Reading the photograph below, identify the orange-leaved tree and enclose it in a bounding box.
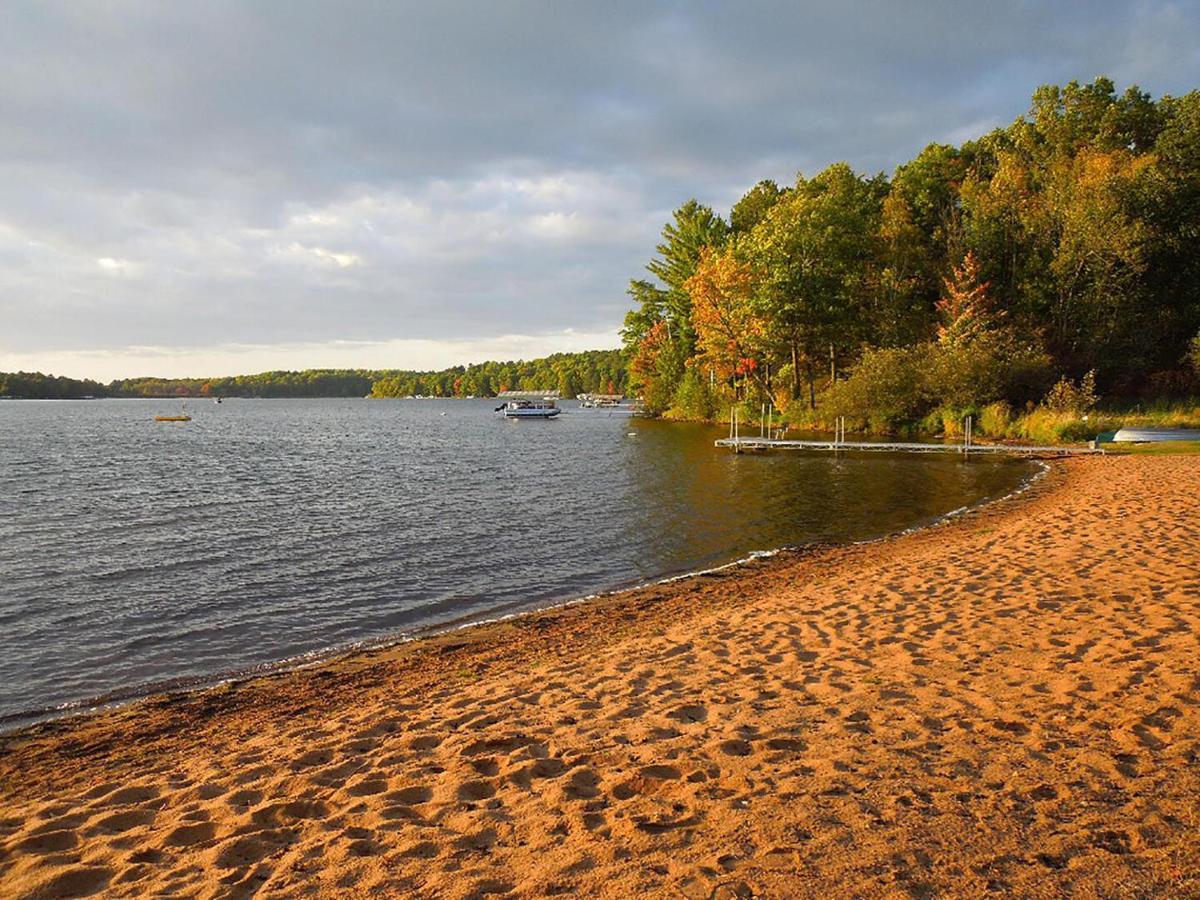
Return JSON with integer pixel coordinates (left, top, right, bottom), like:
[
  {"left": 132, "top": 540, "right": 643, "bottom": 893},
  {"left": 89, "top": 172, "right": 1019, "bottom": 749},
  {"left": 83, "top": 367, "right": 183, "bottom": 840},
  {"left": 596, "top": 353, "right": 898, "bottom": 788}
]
[
  {"left": 937, "top": 251, "right": 1000, "bottom": 346},
  {"left": 686, "top": 247, "right": 768, "bottom": 393}
]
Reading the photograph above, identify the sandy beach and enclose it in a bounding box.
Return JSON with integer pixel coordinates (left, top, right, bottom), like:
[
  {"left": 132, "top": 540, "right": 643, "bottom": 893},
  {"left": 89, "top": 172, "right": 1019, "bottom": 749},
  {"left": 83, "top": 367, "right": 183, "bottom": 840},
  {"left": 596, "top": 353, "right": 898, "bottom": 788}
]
[{"left": 2, "top": 455, "right": 1198, "bottom": 898}]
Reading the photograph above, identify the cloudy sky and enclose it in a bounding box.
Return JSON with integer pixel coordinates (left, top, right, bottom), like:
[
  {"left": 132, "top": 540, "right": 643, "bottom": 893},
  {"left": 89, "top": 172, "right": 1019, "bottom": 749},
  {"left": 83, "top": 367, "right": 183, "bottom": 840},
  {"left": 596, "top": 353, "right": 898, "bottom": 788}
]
[{"left": 2, "top": 1, "right": 1198, "bottom": 379}]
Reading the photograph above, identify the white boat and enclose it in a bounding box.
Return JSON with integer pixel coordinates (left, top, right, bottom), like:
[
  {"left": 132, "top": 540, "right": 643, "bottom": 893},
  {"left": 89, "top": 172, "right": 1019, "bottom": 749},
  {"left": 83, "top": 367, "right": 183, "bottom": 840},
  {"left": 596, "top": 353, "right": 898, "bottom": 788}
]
[
  {"left": 1111, "top": 427, "right": 1200, "bottom": 442},
  {"left": 496, "top": 399, "right": 560, "bottom": 418},
  {"left": 576, "top": 393, "right": 622, "bottom": 409}
]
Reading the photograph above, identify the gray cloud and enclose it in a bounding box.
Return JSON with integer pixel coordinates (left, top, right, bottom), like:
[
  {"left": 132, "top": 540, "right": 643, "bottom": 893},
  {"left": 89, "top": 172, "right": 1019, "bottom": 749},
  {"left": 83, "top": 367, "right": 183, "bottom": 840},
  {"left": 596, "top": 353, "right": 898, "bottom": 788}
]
[{"left": 1, "top": 0, "right": 1198, "bottom": 374}]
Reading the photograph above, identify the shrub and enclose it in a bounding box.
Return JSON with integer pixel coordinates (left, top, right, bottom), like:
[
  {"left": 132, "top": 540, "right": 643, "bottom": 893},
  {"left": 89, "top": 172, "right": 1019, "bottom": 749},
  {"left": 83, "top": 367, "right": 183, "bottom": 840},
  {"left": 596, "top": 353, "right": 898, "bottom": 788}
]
[
  {"left": 825, "top": 330, "right": 1053, "bottom": 435},
  {"left": 930, "top": 331, "right": 1052, "bottom": 411},
  {"left": 979, "top": 401, "right": 1015, "bottom": 438},
  {"left": 827, "top": 345, "right": 932, "bottom": 432},
  {"left": 1042, "top": 370, "right": 1098, "bottom": 415},
  {"left": 940, "top": 407, "right": 971, "bottom": 438},
  {"left": 917, "top": 409, "right": 947, "bottom": 436},
  {"left": 669, "top": 368, "right": 717, "bottom": 420}
]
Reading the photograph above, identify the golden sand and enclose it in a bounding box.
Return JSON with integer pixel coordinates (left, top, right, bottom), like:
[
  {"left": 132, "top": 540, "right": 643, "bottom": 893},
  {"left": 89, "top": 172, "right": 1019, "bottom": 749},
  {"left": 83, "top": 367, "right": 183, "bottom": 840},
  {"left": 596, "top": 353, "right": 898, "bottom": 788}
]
[{"left": 2, "top": 456, "right": 1198, "bottom": 898}]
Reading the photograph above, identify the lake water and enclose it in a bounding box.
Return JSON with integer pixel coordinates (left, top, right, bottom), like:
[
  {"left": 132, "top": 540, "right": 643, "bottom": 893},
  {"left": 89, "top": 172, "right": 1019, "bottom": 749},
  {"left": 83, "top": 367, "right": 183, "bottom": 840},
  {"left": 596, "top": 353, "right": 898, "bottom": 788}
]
[{"left": 0, "top": 398, "right": 1034, "bottom": 727}]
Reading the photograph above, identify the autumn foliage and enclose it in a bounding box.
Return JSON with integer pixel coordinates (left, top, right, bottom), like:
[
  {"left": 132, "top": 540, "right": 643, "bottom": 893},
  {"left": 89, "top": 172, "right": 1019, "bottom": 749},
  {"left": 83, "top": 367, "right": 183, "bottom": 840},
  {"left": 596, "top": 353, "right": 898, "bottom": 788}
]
[
  {"left": 937, "top": 251, "right": 1000, "bottom": 345},
  {"left": 624, "top": 77, "right": 1200, "bottom": 425},
  {"left": 685, "top": 248, "right": 766, "bottom": 384}
]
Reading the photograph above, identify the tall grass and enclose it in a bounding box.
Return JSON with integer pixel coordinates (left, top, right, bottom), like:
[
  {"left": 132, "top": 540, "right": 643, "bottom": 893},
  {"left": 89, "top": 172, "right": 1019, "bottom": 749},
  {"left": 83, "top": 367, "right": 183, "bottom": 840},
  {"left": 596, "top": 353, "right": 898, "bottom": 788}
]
[
  {"left": 778, "top": 398, "right": 1200, "bottom": 444},
  {"left": 1013, "top": 402, "right": 1200, "bottom": 444}
]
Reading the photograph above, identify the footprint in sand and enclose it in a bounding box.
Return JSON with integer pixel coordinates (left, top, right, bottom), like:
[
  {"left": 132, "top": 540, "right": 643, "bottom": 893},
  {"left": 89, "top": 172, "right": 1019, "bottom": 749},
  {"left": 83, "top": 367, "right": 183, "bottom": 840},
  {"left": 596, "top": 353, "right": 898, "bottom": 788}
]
[
  {"left": 100, "top": 785, "right": 160, "bottom": 806},
  {"left": 212, "top": 829, "right": 293, "bottom": 869},
  {"left": 225, "top": 788, "right": 263, "bottom": 808},
  {"left": 764, "top": 737, "right": 806, "bottom": 753},
  {"left": 26, "top": 812, "right": 88, "bottom": 835},
  {"left": 345, "top": 777, "right": 389, "bottom": 797},
  {"left": 452, "top": 827, "right": 498, "bottom": 853},
  {"left": 249, "top": 799, "right": 327, "bottom": 826},
  {"left": 409, "top": 734, "right": 443, "bottom": 752},
  {"left": 290, "top": 748, "right": 333, "bottom": 770},
  {"left": 718, "top": 739, "right": 753, "bottom": 757},
  {"left": 456, "top": 780, "right": 497, "bottom": 802},
  {"left": 520, "top": 757, "right": 567, "bottom": 781},
  {"left": 386, "top": 786, "right": 433, "bottom": 805},
  {"left": 90, "top": 808, "right": 157, "bottom": 834},
  {"left": 128, "top": 847, "right": 165, "bottom": 865},
  {"left": 193, "top": 782, "right": 226, "bottom": 800},
  {"left": 162, "top": 821, "right": 217, "bottom": 848},
  {"left": 668, "top": 704, "right": 708, "bottom": 723},
  {"left": 399, "top": 840, "right": 440, "bottom": 859},
  {"left": 15, "top": 828, "right": 78, "bottom": 854},
  {"left": 28, "top": 866, "right": 114, "bottom": 898},
  {"left": 81, "top": 782, "right": 122, "bottom": 800},
  {"left": 563, "top": 769, "right": 601, "bottom": 800},
  {"left": 469, "top": 757, "right": 500, "bottom": 777},
  {"left": 461, "top": 735, "right": 532, "bottom": 757}
]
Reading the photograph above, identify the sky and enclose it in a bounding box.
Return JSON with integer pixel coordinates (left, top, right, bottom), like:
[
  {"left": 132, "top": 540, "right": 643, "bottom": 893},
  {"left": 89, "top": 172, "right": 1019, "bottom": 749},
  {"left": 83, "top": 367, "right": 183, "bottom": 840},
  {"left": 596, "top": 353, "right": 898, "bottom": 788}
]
[{"left": 2, "top": 1, "right": 1199, "bottom": 380}]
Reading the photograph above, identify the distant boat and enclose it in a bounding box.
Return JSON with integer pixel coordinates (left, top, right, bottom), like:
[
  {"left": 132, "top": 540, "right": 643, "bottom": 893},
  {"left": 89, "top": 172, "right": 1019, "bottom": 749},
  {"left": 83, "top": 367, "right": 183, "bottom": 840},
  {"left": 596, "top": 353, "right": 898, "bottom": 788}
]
[
  {"left": 156, "top": 402, "right": 191, "bottom": 422},
  {"left": 577, "top": 393, "right": 622, "bottom": 409},
  {"left": 495, "top": 399, "right": 560, "bottom": 419}
]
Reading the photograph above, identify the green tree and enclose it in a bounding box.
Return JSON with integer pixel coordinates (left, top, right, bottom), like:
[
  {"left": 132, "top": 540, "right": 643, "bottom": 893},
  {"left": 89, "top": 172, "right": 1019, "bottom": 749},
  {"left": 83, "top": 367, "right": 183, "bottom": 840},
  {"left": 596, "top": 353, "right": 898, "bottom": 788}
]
[
  {"left": 731, "top": 180, "right": 786, "bottom": 233},
  {"left": 746, "top": 163, "right": 885, "bottom": 405}
]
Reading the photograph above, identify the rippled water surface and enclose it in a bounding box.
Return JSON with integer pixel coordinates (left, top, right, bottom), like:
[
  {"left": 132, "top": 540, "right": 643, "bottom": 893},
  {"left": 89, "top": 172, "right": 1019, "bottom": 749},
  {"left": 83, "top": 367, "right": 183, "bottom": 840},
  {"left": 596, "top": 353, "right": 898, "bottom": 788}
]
[{"left": 0, "top": 398, "right": 1034, "bottom": 725}]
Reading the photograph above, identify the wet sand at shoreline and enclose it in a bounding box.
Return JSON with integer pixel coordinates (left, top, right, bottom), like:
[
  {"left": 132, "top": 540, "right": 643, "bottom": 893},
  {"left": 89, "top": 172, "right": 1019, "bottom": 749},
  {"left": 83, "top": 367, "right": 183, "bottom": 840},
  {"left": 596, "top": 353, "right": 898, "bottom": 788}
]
[{"left": 2, "top": 456, "right": 1198, "bottom": 897}]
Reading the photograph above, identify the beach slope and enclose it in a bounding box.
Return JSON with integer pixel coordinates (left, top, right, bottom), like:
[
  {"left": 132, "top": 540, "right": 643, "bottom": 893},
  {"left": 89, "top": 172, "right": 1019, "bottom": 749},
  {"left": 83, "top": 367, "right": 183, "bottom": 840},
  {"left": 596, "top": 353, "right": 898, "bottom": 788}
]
[{"left": 2, "top": 456, "right": 1198, "bottom": 897}]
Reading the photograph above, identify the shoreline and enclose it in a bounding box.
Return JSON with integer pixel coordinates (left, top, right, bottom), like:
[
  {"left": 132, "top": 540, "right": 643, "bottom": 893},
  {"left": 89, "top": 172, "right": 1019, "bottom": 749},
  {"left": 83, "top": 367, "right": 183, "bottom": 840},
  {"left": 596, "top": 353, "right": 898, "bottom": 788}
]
[
  {"left": 3, "top": 455, "right": 1198, "bottom": 897},
  {"left": 0, "top": 457, "right": 1046, "bottom": 738}
]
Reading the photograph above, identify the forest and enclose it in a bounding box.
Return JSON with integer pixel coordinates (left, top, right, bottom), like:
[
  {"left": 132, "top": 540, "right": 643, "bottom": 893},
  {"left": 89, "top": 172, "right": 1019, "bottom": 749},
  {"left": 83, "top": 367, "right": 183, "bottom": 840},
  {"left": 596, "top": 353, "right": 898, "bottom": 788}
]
[
  {"left": 622, "top": 78, "right": 1200, "bottom": 441},
  {"left": 0, "top": 350, "right": 627, "bottom": 400},
  {"left": 367, "top": 350, "right": 626, "bottom": 399}
]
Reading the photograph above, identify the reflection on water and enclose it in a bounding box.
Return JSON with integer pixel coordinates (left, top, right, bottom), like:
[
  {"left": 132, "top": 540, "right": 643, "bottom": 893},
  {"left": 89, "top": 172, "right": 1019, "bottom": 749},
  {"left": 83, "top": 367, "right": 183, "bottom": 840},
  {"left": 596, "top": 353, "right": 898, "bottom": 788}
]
[{"left": 0, "top": 398, "right": 1034, "bottom": 725}]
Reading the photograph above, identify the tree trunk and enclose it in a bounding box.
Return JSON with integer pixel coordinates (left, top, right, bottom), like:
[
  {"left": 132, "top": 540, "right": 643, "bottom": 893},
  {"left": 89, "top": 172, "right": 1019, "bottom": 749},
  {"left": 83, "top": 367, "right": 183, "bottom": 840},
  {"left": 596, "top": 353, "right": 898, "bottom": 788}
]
[
  {"left": 790, "top": 341, "right": 801, "bottom": 400},
  {"left": 805, "top": 360, "right": 816, "bottom": 410},
  {"left": 829, "top": 341, "right": 836, "bottom": 383}
]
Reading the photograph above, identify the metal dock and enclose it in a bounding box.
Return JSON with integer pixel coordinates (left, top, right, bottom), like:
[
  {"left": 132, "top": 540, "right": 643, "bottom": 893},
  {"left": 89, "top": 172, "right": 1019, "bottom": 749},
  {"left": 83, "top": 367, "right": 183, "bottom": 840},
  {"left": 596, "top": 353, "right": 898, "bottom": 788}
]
[
  {"left": 717, "top": 412, "right": 1102, "bottom": 456},
  {"left": 715, "top": 437, "right": 1101, "bottom": 456}
]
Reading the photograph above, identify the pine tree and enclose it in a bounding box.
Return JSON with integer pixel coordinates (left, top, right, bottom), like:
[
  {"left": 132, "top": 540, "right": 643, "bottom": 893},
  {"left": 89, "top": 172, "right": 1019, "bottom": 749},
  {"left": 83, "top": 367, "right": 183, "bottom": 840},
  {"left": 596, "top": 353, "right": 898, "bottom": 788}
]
[{"left": 937, "top": 251, "right": 1000, "bottom": 346}]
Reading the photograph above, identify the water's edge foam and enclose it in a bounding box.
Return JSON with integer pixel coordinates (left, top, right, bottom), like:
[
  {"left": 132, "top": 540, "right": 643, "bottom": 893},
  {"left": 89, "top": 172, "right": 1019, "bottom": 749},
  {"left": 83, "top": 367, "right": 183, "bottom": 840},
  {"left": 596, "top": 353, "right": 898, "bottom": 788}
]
[{"left": 2, "top": 459, "right": 1051, "bottom": 736}]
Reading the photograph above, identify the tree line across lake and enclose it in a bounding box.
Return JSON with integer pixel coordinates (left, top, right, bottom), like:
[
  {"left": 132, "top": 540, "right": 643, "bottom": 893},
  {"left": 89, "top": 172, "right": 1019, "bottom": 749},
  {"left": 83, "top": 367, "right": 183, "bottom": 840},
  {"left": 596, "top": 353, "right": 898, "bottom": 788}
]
[
  {"left": 0, "top": 350, "right": 628, "bottom": 401},
  {"left": 622, "top": 77, "right": 1200, "bottom": 441}
]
